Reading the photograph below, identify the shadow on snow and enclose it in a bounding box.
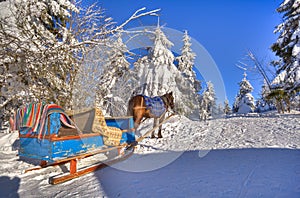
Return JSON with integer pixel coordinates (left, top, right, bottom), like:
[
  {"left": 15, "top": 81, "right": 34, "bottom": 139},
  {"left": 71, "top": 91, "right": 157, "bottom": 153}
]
[
  {"left": 0, "top": 176, "right": 20, "bottom": 198},
  {"left": 95, "top": 148, "right": 300, "bottom": 198}
]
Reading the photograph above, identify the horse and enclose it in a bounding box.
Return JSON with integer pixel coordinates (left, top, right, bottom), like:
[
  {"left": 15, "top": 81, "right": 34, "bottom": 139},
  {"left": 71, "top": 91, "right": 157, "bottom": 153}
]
[{"left": 127, "top": 92, "right": 175, "bottom": 138}]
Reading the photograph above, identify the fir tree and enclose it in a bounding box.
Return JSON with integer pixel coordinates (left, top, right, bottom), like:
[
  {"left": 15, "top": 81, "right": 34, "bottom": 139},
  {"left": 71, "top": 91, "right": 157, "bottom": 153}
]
[
  {"left": 271, "top": 0, "right": 300, "bottom": 91},
  {"left": 72, "top": 33, "right": 131, "bottom": 114},
  {"left": 206, "top": 81, "right": 217, "bottom": 116},
  {"left": 256, "top": 80, "right": 276, "bottom": 112},
  {"left": 199, "top": 81, "right": 216, "bottom": 120},
  {"left": 176, "top": 30, "right": 201, "bottom": 118},
  {"left": 97, "top": 34, "right": 131, "bottom": 115},
  {"left": 0, "top": 0, "right": 79, "bottom": 127},
  {"left": 233, "top": 72, "right": 255, "bottom": 114},
  {"left": 134, "top": 25, "right": 177, "bottom": 96},
  {"left": 177, "top": 31, "right": 197, "bottom": 82},
  {"left": 0, "top": 1, "right": 159, "bottom": 127},
  {"left": 134, "top": 26, "right": 201, "bottom": 118},
  {"left": 224, "top": 99, "right": 231, "bottom": 115}
]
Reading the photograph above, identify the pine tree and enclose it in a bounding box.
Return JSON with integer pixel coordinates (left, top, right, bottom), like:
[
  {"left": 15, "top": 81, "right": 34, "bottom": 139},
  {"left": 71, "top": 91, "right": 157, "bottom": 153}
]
[
  {"left": 177, "top": 31, "right": 196, "bottom": 81},
  {"left": 134, "top": 26, "right": 200, "bottom": 117},
  {"left": 199, "top": 81, "right": 217, "bottom": 120},
  {"left": 134, "top": 27, "right": 174, "bottom": 93},
  {"left": 176, "top": 30, "right": 201, "bottom": 118},
  {"left": 0, "top": 1, "right": 159, "bottom": 127},
  {"left": 233, "top": 72, "right": 255, "bottom": 114},
  {"left": 97, "top": 34, "right": 131, "bottom": 115},
  {"left": 206, "top": 81, "right": 217, "bottom": 116},
  {"left": 271, "top": 0, "right": 300, "bottom": 91},
  {"left": 199, "top": 92, "right": 210, "bottom": 121},
  {"left": 0, "top": 0, "right": 79, "bottom": 104},
  {"left": 134, "top": 26, "right": 177, "bottom": 96},
  {"left": 72, "top": 33, "right": 131, "bottom": 114},
  {"left": 256, "top": 80, "right": 276, "bottom": 112},
  {"left": 0, "top": 0, "right": 79, "bottom": 128},
  {"left": 224, "top": 99, "right": 231, "bottom": 115}
]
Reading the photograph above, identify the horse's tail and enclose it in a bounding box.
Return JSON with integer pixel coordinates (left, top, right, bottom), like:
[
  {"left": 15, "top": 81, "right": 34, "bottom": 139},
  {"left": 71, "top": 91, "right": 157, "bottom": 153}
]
[{"left": 127, "top": 97, "right": 134, "bottom": 116}]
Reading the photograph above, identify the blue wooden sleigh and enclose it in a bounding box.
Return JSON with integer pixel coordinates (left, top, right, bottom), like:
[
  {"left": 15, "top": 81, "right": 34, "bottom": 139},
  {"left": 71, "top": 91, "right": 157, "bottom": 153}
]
[{"left": 16, "top": 103, "right": 136, "bottom": 184}]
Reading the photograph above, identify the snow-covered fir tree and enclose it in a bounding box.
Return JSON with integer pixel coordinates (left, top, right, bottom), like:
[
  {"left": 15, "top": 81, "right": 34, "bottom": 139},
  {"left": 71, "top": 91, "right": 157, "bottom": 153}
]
[
  {"left": 0, "top": 0, "right": 79, "bottom": 127},
  {"left": 0, "top": 0, "right": 79, "bottom": 102},
  {"left": 224, "top": 99, "right": 232, "bottom": 115},
  {"left": 233, "top": 72, "right": 255, "bottom": 114},
  {"left": 177, "top": 30, "right": 200, "bottom": 89},
  {"left": 256, "top": 80, "right": 276, "bottom": 112},
  {"left": 134, "top": 25, "right": 177, "bottom": 96},
  {"left": 199, "top": 92, "right": 210, "bottom": 121},
  {"left": 72, "top": 33, "right": 132, "bottom": 115},
  {"left": 97, "top": 34, "right": 131, "bottom": 115},
  {"left": 271, "top": 0, "right": 300, "bottom": 91},
  {"left": 177, "top": 31, "right": 195, "bottom": 73},
  {"left": 199, "top": 81, "right": 217, "bottom": 120},
  {"left": 133, "top": 26, "right": 201, "bottom": 117},
  {"left": 0, "top": 0, "right": 159, "bottom": 128},
  {"left": 216, "top": 103, "right": 224, "bottom": 117},
  {"left": 176, "top": 30, "right": 201, "bottom": 118}
]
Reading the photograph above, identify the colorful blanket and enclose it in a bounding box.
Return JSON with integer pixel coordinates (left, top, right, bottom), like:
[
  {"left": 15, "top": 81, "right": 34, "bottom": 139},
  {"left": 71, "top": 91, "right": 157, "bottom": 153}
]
[
  {"left": 142, "top": 95, "right": 166, "bottom": 117},
  {"left": 14, "top": 103, "right": 75, "bottom": 139}
]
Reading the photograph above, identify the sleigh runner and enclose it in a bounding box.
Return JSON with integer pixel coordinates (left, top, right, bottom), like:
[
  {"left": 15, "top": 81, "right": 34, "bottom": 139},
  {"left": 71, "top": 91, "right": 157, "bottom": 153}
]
[
  {"left": 14, "top": 92, "right": 175, "bottom": 184},
  {"left": 15, "top": 103, "right": 136, "bottom": 184}
]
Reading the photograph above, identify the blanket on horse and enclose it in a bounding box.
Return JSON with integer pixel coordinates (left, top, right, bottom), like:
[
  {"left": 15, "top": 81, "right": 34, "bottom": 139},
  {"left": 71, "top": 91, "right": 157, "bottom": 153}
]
[{"left": 142, "top": 95, "right": 166, "bottom": 117}]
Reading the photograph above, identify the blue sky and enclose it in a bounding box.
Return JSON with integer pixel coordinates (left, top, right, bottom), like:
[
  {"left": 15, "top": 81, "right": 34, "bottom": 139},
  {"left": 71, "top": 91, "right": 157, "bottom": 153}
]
[{"left": 86, "top": 0, "right": 282, "bottom": 105}]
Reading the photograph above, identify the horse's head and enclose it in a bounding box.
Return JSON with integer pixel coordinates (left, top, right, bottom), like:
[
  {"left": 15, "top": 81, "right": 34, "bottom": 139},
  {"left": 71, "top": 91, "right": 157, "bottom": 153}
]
[{"left": 162, "top": 92, "right": 175, "bottom": 110}]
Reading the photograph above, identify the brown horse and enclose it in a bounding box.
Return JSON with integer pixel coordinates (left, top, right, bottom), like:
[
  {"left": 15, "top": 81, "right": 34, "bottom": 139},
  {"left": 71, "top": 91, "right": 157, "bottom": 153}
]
[{"left": 127, "top": 92, "right": 175, "bottom": 138}]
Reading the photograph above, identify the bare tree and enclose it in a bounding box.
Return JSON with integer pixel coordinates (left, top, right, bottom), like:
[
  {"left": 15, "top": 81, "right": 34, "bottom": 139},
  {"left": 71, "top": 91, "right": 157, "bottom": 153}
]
[
  {"left": 246, "top": 51, "right": 290, "bottom": 113},
  {"left": 0, "top": 0, "right": 159, "bottom": 127}
]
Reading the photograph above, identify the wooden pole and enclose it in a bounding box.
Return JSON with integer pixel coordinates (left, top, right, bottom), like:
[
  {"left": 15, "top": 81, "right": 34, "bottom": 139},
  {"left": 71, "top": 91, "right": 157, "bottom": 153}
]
[{"left": 70, "top": 159, "right": 77, "bottom": 174}]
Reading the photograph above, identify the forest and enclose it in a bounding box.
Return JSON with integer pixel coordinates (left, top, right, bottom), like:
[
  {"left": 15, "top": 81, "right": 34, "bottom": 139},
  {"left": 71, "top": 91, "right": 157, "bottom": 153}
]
[{"left": 0, "top": 0, "right": 299, "bottom": 130}]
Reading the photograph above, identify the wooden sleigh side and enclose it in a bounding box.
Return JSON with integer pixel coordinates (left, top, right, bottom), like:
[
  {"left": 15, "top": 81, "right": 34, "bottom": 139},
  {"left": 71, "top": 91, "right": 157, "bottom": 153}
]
[{"left": 17, "top": 105, "right": 136, "bottom": 184}]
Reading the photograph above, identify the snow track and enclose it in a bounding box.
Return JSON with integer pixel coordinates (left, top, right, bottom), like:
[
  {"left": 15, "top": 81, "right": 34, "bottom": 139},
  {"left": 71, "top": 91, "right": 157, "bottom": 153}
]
[{"left": 0, "top": 112, "right": 299, "bottom": 197}]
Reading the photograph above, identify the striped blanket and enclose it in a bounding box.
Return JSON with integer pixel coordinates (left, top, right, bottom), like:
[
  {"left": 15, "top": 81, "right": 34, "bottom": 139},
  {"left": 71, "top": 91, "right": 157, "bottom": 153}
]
[
  {"left": 14, "top": 103, "right": 74, "bottom": 139},
  {"left": 143, "top": 95, "right": 166, "bottom": 117}
]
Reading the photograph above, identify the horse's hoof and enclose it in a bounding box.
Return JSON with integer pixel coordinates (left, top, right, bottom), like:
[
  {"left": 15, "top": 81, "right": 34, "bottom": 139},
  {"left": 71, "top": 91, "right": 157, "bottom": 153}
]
[
  {"left": 157, "top": 136, "right": 163, "bottom": 139},
  {"left": 151, "top": 135, "right": 156, "bottom": 139}
]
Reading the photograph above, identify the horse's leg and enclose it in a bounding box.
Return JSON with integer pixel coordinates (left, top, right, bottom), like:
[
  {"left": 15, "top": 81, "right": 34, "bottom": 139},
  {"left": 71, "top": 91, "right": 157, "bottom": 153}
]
[
  {"left": 157, "top": 114, "right": 165, "bottom": 138},
  {"left": 151, "top": 118, "right": 158, "bottom": 138},
  {"left": 133, "top": 110, "right": 144, "bottom": 137}
]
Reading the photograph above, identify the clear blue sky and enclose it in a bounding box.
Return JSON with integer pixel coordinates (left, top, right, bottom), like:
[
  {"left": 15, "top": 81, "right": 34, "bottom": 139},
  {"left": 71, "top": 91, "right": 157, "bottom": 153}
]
[{"left": 86, "top": 0, "right": 282, "bottom": 105}]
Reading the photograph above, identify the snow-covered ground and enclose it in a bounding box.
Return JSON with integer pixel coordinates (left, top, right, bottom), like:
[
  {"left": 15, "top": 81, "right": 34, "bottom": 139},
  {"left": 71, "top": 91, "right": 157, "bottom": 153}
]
[{"left": 0, "top": 111, "right": 300, "bottom": 197}]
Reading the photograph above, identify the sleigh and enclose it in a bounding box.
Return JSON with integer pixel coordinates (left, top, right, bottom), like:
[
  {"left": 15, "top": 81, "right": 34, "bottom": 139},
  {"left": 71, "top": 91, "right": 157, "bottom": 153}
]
[{"left": 15, "top": 103, "right": 136, "bottom": 184}]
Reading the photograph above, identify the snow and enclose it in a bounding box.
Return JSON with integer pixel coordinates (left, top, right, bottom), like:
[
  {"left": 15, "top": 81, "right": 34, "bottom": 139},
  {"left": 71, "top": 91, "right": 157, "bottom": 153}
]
[
  {"left": 1, "top": 111, "right": 300, "bottom": 197},
  {"left": 234, "top": 73, "right": 255, "bottom": 114},
  {"left": 236, "top": 93, "right": 255, "bottom": 114},
  {"left": 272, "top": 0, "right": 300, "bottom": 90},
  {"left": 0, "top": 1, "right": 11, "bottom": 19},
  {"left": 272, "top": 70, "right": 287, "bottom": 87}
]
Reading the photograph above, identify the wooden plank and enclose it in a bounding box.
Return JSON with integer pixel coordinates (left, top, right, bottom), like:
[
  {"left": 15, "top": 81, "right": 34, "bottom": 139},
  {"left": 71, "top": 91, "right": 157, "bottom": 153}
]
[
  {"left": 69, "top": 159, "right": 77, "bottom": 174},
  {"left": 50, "top": 133, "right": 100, "bottom": 141},
  {"left": 49, "top": 148, "right": 134, "bottom": 185},
  {"left": 19, "top": 133, "right": 101, "bottom": 141},
  {"left": 51, "top": 146, "right": 124, "bottom": 164},
  {"left": 24, "top": 166, "right": 45, "bottom": 173},
  {"left": 105, "top": 116, "right": 133, "bottom": 120},
  {"left": 24, "top": 145, "right": 125, "bottom": 173},
  {"left": 49, "top": 163, "right": 107, "bottom": 184}
]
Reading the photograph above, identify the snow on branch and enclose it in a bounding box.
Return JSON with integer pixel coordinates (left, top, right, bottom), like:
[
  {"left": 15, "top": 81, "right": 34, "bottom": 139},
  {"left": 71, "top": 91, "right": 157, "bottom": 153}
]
[{"left": 102, "top": 7, "right": 161, "bottom": 35}]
